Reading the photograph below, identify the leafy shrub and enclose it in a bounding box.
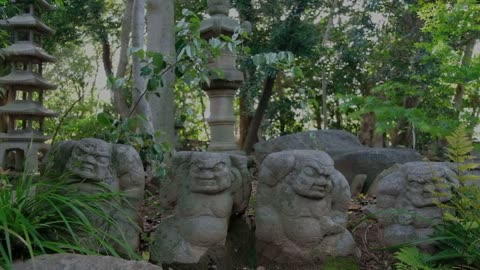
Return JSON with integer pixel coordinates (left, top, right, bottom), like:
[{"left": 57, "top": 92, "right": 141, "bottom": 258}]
[
  {"left": 0, "top": 173, "right": 139, "bottom": 269},
  {"left": 394, "top": 125, "right": 480, "bottom": 269}
]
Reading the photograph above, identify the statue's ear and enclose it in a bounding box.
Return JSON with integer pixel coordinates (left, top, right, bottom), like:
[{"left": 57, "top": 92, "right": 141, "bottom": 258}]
[
  {"left": 258, "top": 153, "right": 295, "bottom": 187},
  {"left": 443, "top": 166, "right": 460, "bottom": 188},
  {"left": 40, "top": 140, "right": 78, "bottom": 176},
  {"left": 158, "top": 151, "right": 194, "bottom": 210},
  {"left": 229, "top": 154, "right": 251, "bottom": 215},
  {"left": 172, "top": 151, "right": 193, "bottom": 171}
]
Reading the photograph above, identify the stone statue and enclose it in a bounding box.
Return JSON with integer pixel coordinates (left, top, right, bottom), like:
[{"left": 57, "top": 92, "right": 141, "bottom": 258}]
[
  {"left": 150, "top": 151, "right": 251, "bottom": 265},
  {"left": 255, "top": 150, "right": 358, "bottom": 266},
  {"left": 368, "top": 162, "right": 459, "bottom": 247},
  {"left": 41, "top": 138, "right": 145, "bottom": 253}
]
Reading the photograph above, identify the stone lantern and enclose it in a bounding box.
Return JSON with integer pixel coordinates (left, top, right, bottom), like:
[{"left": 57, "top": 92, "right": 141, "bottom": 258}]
[
  {"left": 0, "top": 0, "right": 58, "bottom": 172},
  {"left": 200, "top": 0, "right": 243, "bottom": 152}
]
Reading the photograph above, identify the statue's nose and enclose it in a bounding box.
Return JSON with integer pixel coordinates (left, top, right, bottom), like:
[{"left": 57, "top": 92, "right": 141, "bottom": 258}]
[
  {"left": 314, "top": 175, "right": 328, "bottom": 185},
  {"left": 198, "top": 169, "right": 214, "bottom": 178},
  {"left": 85, "top": 155, "right": 96, "bottom": 163},
  {"left": 424, "top": 183, "right": 436, "bottom": 192}
]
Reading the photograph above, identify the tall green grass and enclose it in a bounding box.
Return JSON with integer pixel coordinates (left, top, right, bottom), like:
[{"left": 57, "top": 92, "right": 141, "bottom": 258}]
[{"left": 0, "top": 172, "right": 140, "bottom": 269}]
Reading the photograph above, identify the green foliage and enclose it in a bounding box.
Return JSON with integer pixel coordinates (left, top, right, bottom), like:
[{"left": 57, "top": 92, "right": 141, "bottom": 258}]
[
  {"left": 94, "top": 113, "right": 170, "bottom": 179},
  {"left": 394, "top": 247, "right": 448, "bottom": 270},
  {"left": 0, "top": 173, "right": 138, "bottom": 269}
]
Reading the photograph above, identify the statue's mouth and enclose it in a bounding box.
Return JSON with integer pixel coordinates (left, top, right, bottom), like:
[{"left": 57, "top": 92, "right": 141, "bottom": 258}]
[
  {"left": 196, "top": 178, "right": 217, "bottom": 186},
  {"left": 423, "top": 192, "right": 434, "bottom": 198},
  {"left": 80, "top": 163, "right": 95, "bottom": 172},
  {"left": 311, "top": 185, "right": 326, "bottom": 192}
]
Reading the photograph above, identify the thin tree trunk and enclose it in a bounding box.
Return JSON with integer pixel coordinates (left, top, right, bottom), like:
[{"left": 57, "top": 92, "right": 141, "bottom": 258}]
[
  {"left": 320, "top": 0, "right": 338, "bottom": 130},
  {"left": 111, "top": 0, "right": 133, "bottom": 118},
  {"left": 453, "top": 38, "right": 476, "bottom": 111},
  {"left": 146, "top": 0, "right": 176, "bottom": 146},
  {"left": 131, "top": 0, "right": 154, "bottom": 134},
  {"left": 242, "top": 74, "right": 276, "bottom": 154}
]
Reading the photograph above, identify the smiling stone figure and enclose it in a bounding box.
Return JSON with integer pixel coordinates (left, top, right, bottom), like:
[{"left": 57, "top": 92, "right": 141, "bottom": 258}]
[
  {"left": 369, "top": 162, "right": 459, "bottom": 247},
  {"left": 255, "top": 150, "right": 359, "bottom": 267},
  {"left": 41, "top": 138, "right": 145, "bottom": 253},
  {"left": 150, "top": 151, "right": 251, "bottom": 265}
]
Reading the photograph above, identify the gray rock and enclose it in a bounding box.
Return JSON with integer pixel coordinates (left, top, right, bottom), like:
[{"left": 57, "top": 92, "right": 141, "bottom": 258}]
[
  {"left": 254, "top": 130, "right": 362, "bottom": 163},
  {"left": 41, "top": 138, "right": 145, "bottom": 253},
  {"left": 368, "top": 162, "right": 459, "bottom": 247},
  {"left": 13, "top": 254, "right": 162, "bottom": 270},
  {"left": 253, "top": 130, "right": 422, "bottom": 190},
  {"left": 255, "top": 150, "right": 359, "bottom": 266},
  {"left": 150, "top": 151, "right": 251, "bottom": 265}
]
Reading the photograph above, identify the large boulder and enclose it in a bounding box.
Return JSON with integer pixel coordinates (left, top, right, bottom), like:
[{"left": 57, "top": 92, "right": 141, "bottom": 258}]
[
  {"left": 13, "top": 254, "right": 162, "bottom": 270},
  {"left": 254, "top": 130, "right": 422, "bottom": 189}
]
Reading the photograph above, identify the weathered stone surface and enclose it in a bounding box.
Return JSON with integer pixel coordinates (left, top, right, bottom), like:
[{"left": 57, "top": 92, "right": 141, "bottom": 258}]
[
  {"left": 41, "top": 138, "right": 145, "bottom": 252},
  {"left": 255, "top": 150, "right": 359, "bottom": 266},
  {"left": 254, "top": 130, "right": 362, "bottom": 163},
  {"left": 150, "top": 151, "right": 251, "bottom": 265},
  {"left": 13, "top": 254, "right": 162, "bottom": 270},
  {"left": 253, "top": 130, "right": 422, "bottom": 189},
  {"left": 367, "top": 162, "right": 459, "bottom": 247}
]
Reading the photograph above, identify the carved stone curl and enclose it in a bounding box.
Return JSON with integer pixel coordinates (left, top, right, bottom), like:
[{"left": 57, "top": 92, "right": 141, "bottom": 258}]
[
  {"left": 150, "top": 151, "right": 251, "bottom": 264},
  {"left": 41, "top": 138, "right": 145, "bottom": 253},
  {"left": 256, "top": 150, "right": 359, "bottom": 266},
  {"left": 369, "top": 162, "right": 459, "bottom": 247}
]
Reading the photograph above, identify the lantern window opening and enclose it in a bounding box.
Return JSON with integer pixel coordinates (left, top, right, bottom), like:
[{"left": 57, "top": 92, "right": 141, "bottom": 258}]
[
  {"left": 5, "top": 148, "right": 25, "bottom": 172},
  {"left": 15, "top": 31, "right": 31, "bottom": 42}
]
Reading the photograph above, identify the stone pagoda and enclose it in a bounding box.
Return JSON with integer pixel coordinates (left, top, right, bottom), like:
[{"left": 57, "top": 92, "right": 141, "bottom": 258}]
[
  {"left": 0, "top": 0, "right": 57, "bottom": 173},
  {"left": 200, "top": 0, "right": 243, "bottom": 152}
]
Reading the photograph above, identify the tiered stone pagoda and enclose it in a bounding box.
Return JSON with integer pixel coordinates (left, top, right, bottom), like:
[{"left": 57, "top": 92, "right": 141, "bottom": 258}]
[
  {"left": 200, "top": 0, "right": 243, "bottom": 152},
  {"left": 0, "top": 0, "right": 57, "bottom": 172}
]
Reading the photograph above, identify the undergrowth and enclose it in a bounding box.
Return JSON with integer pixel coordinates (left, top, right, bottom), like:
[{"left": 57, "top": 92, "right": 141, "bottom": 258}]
[
  {"left": 394, "top": 125, "right": 480, "bottom": 270},
  {"left": 0, "top": 172, "right": 139, "bottom": 269}
]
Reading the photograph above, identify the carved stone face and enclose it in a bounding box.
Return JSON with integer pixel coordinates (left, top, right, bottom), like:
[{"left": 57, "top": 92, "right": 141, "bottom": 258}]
[
  {"left": 66, "top": 139, "right": 112, "bottom": 182},
  {"left": 189, "top": 154, "right": 232, "bottom": 194},
  {"left": 405, "top": 172, "right": 452, "bottom": 207},
  {"left": 288, "top": 161, "right": 335, "bottom": 200}
]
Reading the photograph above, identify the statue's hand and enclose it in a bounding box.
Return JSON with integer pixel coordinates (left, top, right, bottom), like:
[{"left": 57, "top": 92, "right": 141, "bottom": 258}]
[{"left": 319, "top": 216, "right": 345, "bottom": 235}]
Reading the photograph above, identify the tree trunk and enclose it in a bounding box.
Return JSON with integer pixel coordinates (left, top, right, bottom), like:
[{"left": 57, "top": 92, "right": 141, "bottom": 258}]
[
  {"left": 453, "top": 38, "right": 476, "bottom": 111},
  {"left": 131, "top": 0, "right": 154, "bottom": 134},
  {"left": 359, "top": 112, "right": 383, "bottom": 147},
  {"left": 146, "top": 0, "right": 176, "bottom": 146},
  {"left": 320, "top": 0, "right": 339, "bottom": 130},
  {"left": 110, "top": 0, "right": 133, "bottom": 118},
  {"left": 242, "top": 74, "right": 276, "bottom": 154}
]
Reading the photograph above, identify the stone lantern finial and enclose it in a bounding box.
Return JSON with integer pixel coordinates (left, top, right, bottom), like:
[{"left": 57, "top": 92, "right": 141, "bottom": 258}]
[{"left": 207, "top": 0, "right": 230, "bottom": 16}]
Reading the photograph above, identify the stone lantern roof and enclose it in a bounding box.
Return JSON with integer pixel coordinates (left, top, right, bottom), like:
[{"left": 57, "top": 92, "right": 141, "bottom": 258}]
[
  {"left": 0, "top": 14, "right": 55, "bottom": 35},
  {"left": 2, "top": 43, "right": 56, "bottom": 62},
  {"left": 0, "top": 70, "right": 57, "bottom": 90},
  {"left": 0, "top": 101, "right": 58, "bottom": 117},
  {"left": 35, "top": 0, "right": 55, "bottom": 11},
  {"left": 0, "top": 132, "right": 51, "bottom": 142}
]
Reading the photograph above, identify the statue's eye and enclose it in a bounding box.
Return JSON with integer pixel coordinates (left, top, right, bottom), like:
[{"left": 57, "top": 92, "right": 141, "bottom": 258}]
[
  {"left": 73, "top": 147, "right": 85, "bottom": 156},
  {"left": 96, "top": 156, "right": 109, "bottom": 164},
  {"left": 303, "top": 166, "right": 316, "bottom": 176},
  {"left": 409, "top": 181, "right": 423, "bottom": 189},
  {"left": 214, "top": 162, "right": 226, "bottom": 172}
]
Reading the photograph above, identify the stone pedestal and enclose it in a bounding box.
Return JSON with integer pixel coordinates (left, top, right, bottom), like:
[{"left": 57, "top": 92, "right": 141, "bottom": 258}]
[{"left": 200, "top": 0, "right": 243, "bottom": 152}]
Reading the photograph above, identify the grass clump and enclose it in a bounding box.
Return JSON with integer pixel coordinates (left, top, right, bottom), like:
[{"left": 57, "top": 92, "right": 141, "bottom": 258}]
[{"left": 0, "top": 172, "right": 139, "bottom": 269}]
